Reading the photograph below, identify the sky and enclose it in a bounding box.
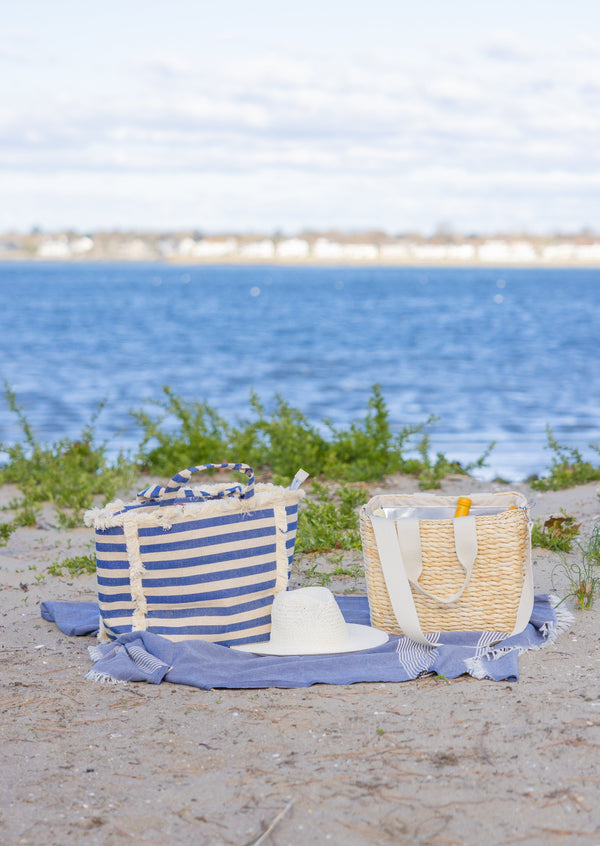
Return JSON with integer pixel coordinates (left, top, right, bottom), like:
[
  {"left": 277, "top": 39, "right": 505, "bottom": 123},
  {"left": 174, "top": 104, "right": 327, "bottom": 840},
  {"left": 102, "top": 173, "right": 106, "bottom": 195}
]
[{"left": 2, "top": 0, "right": 600, "bottom": 235}]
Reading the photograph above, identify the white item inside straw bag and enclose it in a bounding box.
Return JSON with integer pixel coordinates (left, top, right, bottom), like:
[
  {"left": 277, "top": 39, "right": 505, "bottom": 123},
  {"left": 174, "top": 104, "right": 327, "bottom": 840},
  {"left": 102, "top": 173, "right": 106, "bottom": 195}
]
[{"left": 372, "top": 505, "right": 514, "bottom": 520}]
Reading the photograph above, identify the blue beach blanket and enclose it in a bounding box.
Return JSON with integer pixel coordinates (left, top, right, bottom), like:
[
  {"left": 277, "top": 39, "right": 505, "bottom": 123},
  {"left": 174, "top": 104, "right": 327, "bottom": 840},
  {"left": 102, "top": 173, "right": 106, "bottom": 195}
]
[{"left": 40, "top": 594, "right": 571, "bottom": 689}]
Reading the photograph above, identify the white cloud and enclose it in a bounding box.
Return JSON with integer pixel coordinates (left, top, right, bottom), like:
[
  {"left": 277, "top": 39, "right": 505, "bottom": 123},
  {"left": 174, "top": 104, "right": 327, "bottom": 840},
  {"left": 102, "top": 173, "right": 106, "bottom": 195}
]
[
  {"left": 574, "top": 34, "right": 600, "bottom": 55},
  {"left": 479, "top": 30, "right": 531, "bottom": 63},
  {"left": 2, "top": 8, "right": 600, "bottom": 232}
]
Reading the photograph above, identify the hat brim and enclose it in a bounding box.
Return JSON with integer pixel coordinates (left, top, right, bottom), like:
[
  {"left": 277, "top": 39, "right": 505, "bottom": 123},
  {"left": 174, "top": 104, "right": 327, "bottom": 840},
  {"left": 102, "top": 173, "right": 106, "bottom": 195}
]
[{"left": 231, "top": 623, "right": 389, "bottom": 656}]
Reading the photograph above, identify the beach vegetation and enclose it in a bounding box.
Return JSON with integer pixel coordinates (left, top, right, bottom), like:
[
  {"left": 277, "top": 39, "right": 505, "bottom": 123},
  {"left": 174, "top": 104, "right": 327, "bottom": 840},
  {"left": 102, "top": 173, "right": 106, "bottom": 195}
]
[
  {"left": 134, "top": 385, "right": 411, "bottom": 484},
  {"left": 47, "top": 554, "right": 97, "bottom": 577},
  {"left": 531, "top": 512, "right": 581, "bottom": 553},
  {"left": 532, "top": 427, "right": 600, "bottom": 491},
  {"left": 295, "top": 550, "right": 364, "bottom": 586},
  {"left": 552, "top": 523, "right": 600, "bottom": 610},
  {"left": 233, "top": 392, "right": 328, "bottom": 484},
  {"left": 295, "top": 481, "right": 367, "bottom": 554},
  {"left": 402, "top": 433, "right": 495, "bottom": 490},
  {"left": 299, "top": 558, "right": 332, "bottom": 586},
  {"left": 132, "top": 387, "right": 232, "bottom": 477},
  {"left": 331, "top": 557, "right": 363, "bottom": 580},
  {"left": 0, "top": 520, "right": 15, "bottom": 546},
  {"left": 321, "top": 386, "right": 428, "bottom": 482},
  {"left": 131, "top": 384, "right": 491, "bottom": 488},
  {"left": 133, "top": 386, "right": 331, "bottom": 484},
  {"left": 0, "top": 507, "right": 38, "bottom": 547},
  {"left": 0, "top": 382, "right": 496, "bottom": 537},
  {"left": 0, "top": 383, "right": 137, "bottom": 528}
]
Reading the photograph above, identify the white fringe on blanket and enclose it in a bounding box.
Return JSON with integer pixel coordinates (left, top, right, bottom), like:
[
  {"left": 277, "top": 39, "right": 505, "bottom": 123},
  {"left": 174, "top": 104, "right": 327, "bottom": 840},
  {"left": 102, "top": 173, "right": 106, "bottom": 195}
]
[
  {"left": 465, "top": 594, "right": 574, "bottom": 679},
  {"left": 85, "top": 671, "right": 125, "bottom": 685}
]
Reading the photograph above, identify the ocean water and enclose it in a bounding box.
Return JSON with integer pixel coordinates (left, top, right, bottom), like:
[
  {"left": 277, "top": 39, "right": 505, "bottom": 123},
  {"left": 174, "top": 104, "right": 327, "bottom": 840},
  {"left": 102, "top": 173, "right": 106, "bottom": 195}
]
[{"left": 1, "top": 261, "right": 599, "bottom": 482}]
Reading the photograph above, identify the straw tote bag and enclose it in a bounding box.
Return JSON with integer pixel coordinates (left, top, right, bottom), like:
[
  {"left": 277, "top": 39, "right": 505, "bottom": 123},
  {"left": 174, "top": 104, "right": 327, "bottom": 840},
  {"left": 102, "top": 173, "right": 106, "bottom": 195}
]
[
  {"left": 84, "top": 463, "right": 305, "bottom": 646},
  {"left": 359, "top": 492, "right": 533, "bottom": 644}
]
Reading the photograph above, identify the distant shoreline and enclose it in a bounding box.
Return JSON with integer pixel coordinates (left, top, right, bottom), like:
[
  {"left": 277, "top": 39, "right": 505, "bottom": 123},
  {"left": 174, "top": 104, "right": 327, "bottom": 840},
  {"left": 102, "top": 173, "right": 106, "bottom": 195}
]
[
  {"left": 2, "top": 255, "right": 600, "bottom": 269},
  {"left": 3, "top": 230, "right": 600, "bottom": 268}
]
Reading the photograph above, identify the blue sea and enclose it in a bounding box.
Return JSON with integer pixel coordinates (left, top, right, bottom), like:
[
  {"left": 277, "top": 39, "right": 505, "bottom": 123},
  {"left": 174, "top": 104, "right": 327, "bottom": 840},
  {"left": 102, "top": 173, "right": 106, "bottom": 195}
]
[{"left": 1, "top": 261, "right": 599, "bottom": 482}]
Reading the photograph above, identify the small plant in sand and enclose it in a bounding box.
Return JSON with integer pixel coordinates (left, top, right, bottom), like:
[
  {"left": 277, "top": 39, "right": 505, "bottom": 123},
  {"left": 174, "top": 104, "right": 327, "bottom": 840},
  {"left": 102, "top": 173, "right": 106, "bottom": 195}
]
[
  {"left": 0, "top": 383, "right": 137, "bottom": 528},
  {"left": 331, "top": 555, "right": 363, "bottom": 580},
  {"left": 47, "top": 554, "right": 97, "bottom": 577},
  {"left": 531, "top": 512, "right": 581, "bottom": 553},
  {"left": 552, "top": 523, "right": 600, "bottom": 609},
  {"left": 0, "top": 520, "right": 14, "bottom": 546},
  {"left": 295, "top": 481, "right": 367, "bottom": 554},
  {"left": 299, "top": 559, "right": 332, "bottom": 587},
  {"left": 0, "top": 507, "right": 38, "bottom": 547},
  {"left": 532, "top": 427, "right": 600, "bottom": 491},
  {"left": 297, "top": 550, "right": 364, "bottom": 587}
]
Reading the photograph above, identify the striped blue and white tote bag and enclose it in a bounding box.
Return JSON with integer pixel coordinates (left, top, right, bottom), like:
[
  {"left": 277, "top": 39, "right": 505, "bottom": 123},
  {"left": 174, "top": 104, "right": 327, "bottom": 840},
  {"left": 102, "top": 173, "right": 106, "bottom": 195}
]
[{"left": 84, "top": 463, "right": 306, "bottom": 646}]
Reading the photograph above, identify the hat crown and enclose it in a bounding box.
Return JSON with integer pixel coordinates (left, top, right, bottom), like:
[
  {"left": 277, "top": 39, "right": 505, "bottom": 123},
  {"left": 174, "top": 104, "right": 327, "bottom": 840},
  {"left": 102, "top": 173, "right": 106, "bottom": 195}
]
[{"left": 269, "top": 587, "right": 350, "bottom": 652}]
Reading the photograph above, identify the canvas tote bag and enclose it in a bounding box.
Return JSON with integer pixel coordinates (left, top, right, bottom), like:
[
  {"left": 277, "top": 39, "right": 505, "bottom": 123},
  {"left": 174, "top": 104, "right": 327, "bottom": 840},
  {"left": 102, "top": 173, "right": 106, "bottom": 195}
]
[
  {"left": 84, "top": 462, "right": 306, "bottom": 646},
  {"left": 359, "top": 491, "right": 533, "bottom": 644}
]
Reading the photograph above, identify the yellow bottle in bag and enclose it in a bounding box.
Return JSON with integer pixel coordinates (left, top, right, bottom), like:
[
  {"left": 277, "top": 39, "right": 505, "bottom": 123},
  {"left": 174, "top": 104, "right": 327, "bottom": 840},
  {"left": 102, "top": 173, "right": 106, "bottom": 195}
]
[{"left": 454, "top": 496, "right": 472, "bottom": 517}]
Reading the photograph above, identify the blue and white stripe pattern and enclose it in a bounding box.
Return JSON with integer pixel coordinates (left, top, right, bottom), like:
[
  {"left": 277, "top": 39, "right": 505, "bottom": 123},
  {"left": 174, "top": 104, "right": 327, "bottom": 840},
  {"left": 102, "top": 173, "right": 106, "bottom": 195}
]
[
  {"left": 137, "top": 462, "right": 255, "bottom": 505},
  {"left": 85, "top": 464, "right": 304, "bottom": 646}
]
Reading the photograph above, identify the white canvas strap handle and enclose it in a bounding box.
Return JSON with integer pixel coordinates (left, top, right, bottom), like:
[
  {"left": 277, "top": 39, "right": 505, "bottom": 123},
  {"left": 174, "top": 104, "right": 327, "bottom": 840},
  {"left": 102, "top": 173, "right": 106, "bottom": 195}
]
[
  {"left": 370, "top": 516, "right": 431, "bottom": 645},
  {"left": 510, "top": 520, "right": 534, "bottom": 637},
  {"left": 397, "top": 517, "right": 478, "bottom": 604}
]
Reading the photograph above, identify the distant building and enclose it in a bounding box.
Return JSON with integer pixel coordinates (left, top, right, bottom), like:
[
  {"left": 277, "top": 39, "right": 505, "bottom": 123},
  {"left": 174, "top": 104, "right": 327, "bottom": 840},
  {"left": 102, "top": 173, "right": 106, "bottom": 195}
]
[
  {"left": 37, "top": 237, "right": 72, "bottom": 258},
  {"left": 572, "top": 243, "right": 600, "bottom": 261},
  {"left": 238, "top": 239, "right": 275, "bottom": 259},
  {"left": 445, "top": 243, "right": 476, "bottom": 261},
  {"left": 117, "top": 238, "right": 155, "bottom": 260},
  {"left": 410, "top": 243, "right": 450, "bottom": 261},
  {"left": 312, "top": 238, "right": 345, "bottom": 259},
  {"left": 177, "top": 237, "right": 197, "bottom": 257},
  {"left": 70, "top": 236, "right": 94, "bottom": 255},
  {"left": 187, "top": 238, "right": 238, "bottom": 258},
  {"left": 156, "top": 238, "right": 179, "bottom": 258},
  {"left": 340, "top": 243, "right": 379, "bottom": 261},
  {"left": 275, "top": 238, "right": 310, "bottom": 259},
  {"left": 478, "top": 240, "right": 538, "bottom": 263},
  {"left": 311, "top": 238, "right": 380, "bottom": 261},
  {"left": 380, "top": 242, "right": 412, "bottom": 261},
  {"left": 541, "top": 243, "right": 575, "bottom": 262}
]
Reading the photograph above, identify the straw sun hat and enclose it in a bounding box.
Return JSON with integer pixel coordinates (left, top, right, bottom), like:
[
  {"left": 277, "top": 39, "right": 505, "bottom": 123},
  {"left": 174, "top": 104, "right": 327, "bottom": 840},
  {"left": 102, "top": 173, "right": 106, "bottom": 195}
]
[{"left": 233, "top": 586, "right": 388, "bottom": 655}]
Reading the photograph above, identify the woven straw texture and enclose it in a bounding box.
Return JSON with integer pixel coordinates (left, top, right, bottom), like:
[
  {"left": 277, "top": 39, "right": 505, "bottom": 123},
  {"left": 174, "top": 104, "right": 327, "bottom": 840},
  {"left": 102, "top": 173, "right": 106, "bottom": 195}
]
[{"left": 360, "top": 492, "right": 530, "bottom": 635}]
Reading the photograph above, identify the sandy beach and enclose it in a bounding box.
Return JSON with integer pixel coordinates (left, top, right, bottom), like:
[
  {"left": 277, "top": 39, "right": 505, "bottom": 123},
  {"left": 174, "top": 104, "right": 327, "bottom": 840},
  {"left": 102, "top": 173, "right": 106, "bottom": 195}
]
[{"left": 1, "top": 474, "right": 600, "bottom": 846}]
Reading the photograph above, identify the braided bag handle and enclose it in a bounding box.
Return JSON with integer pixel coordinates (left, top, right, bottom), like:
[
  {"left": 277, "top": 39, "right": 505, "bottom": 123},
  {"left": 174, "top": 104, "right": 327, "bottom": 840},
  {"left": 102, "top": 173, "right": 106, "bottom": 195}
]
[{"left": 137, "top": 462, "right": 255, "bottom": 503}]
